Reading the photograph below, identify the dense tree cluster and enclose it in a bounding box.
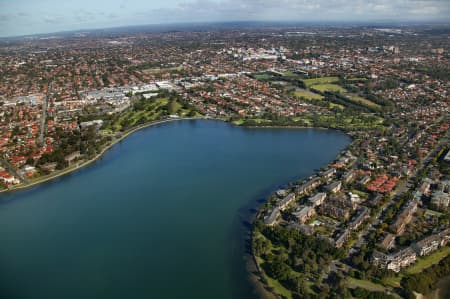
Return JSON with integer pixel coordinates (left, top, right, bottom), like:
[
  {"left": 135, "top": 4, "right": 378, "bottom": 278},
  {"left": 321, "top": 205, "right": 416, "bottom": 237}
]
[{"left": 253, "top": 225, "right": 345, "bottom": 298}]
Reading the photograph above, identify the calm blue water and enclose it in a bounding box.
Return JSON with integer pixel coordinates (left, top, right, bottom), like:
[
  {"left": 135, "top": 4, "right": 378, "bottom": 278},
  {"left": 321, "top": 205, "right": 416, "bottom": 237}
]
[{"left": 0, "top": 120, "right": 350, "bottom": 299}]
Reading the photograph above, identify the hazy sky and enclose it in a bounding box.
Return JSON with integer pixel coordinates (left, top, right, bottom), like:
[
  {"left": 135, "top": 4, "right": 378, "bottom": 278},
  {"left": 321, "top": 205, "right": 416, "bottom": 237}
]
[{"left": 1, "top": 0, "right": 449, "bottom": 37}]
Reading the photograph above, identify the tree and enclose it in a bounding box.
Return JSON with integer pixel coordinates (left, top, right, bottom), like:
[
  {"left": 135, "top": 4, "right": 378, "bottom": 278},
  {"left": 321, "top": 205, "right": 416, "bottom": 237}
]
[{"left": 167, "top": 100, "right": 179, "bottom": 115}]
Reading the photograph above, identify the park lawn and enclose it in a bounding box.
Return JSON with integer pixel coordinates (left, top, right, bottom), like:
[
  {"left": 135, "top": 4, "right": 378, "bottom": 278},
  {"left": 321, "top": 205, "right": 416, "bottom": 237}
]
[
  {"left": 179, "top": 108, "right": 201, "bottom": 117},
  {"left": 302, "top": 118, "right": 312, "bottom": 125},
  {"left": 347, "top": 77, "right": 368, "bottom": 81},
  {"left": 112, "top": 97, "right": 169, "bottom": 131},
  {"left": 329, "top": 102, "right": 345, "bottom": 110},
  {"left": 312, "top": 114, "right": 385, "bottom": 131},
  {"left": 265, "top": 275, "right": 293, "bottom": 299},
  {"left": 100, "top": 129, "right": 114, "bottom": 137},
  {"left": 232, "top": 119, "right": 245, "bottom": 125},
  {"left": 382, "top": 275, "right": 402, "bottom": 288},
  {"left": 405, "top": 246, "right": 450, "bottom": 275},
  {"left": 153, "top": 97, "right": 169, "bottom": 106},
  {"left": 142, "top": 66, "right": 182, "bottom": 74},
  {"left": 251, "top": 118, "right": 273, "bottom": 124},
  {"left": 169, "top": 100, "right": 182, "bottom": 113},
  {"left": 311, "top": 84, "right": 347, "bottom": 94},
  {"left": 347, "top": 94, "right": 381, "bottom": 110},
  {"left": 254, "top": 73, "right": 275, "bottom": 81},
  {"left": 282, "top": 71, "right": 301, "bottom": 78},
  {"left": 292, "top": 89, "right": 324, "bottom": 100},
  {"left": 351, "top": 189, "right": 369, "bottom": 199},
  {"left": 292, "top": 117, "right": 312, "bottom": 126},
  {"left": 348, "top": 277, "right": 386, "bottom": 292},
  {"left": 302, "top": 76, "right": 339, "bottom": 87}
]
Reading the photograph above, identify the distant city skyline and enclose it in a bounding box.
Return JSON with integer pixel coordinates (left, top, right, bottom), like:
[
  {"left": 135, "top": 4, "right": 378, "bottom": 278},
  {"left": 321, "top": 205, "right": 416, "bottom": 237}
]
[{"left": 1, "top": 0, "right": 449, "bottom": 37}]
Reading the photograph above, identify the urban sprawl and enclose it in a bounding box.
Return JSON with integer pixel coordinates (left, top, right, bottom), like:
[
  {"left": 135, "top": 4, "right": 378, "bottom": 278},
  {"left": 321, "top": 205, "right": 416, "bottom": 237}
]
[{"left": 0, "top": 25, "right": 449, "bottom": 299}]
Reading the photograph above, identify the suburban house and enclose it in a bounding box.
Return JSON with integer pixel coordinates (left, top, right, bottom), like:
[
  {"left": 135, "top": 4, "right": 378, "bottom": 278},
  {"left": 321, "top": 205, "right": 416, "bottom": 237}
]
[
  {"left": 65, "top": 151, "right": 81, "bottom": 166},
  {"left": 40, "top": 162, "right": 57, "bottom": 173}
]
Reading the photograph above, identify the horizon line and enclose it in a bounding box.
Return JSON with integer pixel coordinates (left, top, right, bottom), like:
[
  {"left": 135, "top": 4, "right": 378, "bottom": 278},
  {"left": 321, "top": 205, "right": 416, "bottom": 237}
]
[{"left": 1, "top": 19, "right": 450, "bottom": 40}]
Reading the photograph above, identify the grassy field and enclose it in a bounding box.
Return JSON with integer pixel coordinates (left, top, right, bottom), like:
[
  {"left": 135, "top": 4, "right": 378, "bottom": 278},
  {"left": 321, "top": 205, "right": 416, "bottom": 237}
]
[
  {"left": 291, "top": 117, "right": 312, "bottom": 125},
  {"left": 382, "top": 275, "right": 402, "bottom": 288},
  {"left": 254, "top": 73, "right": 275, "bottom": 81},
  {"left": 348, "top": 277, "right": 387, "bottom": 292},
  {"left": 169, "top": 100, "right": 182, "bottom": 113},
  {"left": 329, "top": 102, "right": 345, "bottom": 110},
  {"left": 232, "top": 119, "right": 245, "bottom": 125},
  {"left": 311, "top": 84, "right": 347, "bottom": 93},
  {"left": 282, "top": 71, "right": 301, "bottom": 78},
  {"left": 306, "top": 113, "right": 384, "bottom": 130},
  {"left": 406, "top": 246, "right": 450, "bottom": 275},
  {"left": 142, "top": 66, "right": 182, "bottom": 74},
  {"left": 233, "top": 118, "right": 276, "bottom": 126},
  {"left": 347, "top": 77, "right": 368, "bottom": 81},
  {"left": 350, "top": 189, "right": 369, "bottom": 199},
  {"left": 244, "top": 118, "right": 273, "bottom": 125},
  {"left": 302, "top": 76, "right": 339, "bottom": 87},
  {"left": 347, "top": 94, "right": 381, "bottom": 110},
  {"left": 292, "top": 89, "right": 324, "bottom": 100},
  {"left": 265, "top": 275, "right": 293, "bottom": 299},
  {"left": 292, "top": 89, "right": 344, "bottom": 110}
]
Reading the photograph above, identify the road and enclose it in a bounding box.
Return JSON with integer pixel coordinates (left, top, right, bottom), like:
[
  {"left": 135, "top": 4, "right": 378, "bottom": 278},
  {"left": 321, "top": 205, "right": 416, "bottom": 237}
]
[
  {"left": 0, "top": 156, "right": 28, "bottom": 184},
  {"left": 38, "top": 82, "right": 52, "bottom": 145}
]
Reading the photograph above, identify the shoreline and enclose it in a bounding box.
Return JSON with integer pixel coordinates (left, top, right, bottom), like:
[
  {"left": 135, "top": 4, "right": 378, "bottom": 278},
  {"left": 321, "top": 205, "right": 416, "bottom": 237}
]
[
  {"left": 0, "top": 116, "right": 351, "bottom": 299},
  {"left": 245, "top": 149, "right": 353, "bottom": 299}
]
